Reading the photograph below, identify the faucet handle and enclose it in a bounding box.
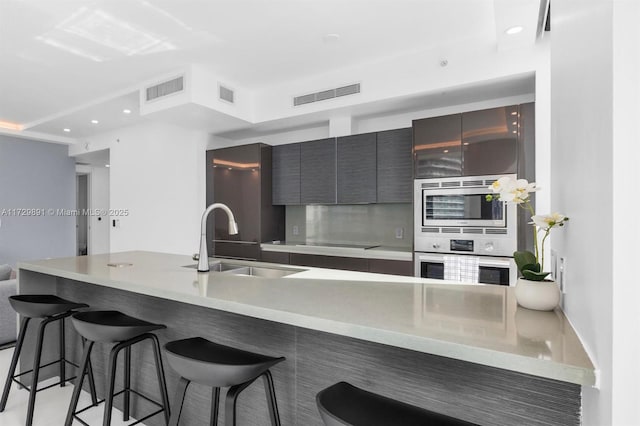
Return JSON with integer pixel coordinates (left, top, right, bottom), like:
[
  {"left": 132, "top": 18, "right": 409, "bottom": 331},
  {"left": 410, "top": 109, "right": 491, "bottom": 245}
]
[{"left": 192, "top": 253, "right": 200, "bottom": 261}]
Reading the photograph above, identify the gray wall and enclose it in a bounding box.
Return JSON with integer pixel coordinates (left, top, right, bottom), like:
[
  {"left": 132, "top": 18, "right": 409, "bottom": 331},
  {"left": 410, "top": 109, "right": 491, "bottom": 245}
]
[{"left": 0, "top": 135, "right": 76, "bottom": 266}]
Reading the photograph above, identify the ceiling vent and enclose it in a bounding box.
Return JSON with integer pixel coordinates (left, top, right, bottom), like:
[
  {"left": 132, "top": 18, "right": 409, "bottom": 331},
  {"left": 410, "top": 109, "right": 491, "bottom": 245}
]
[
  {"left": 293, "top": 83, "right": 360, "bottom": 107},
  {"left": 219, "top": 84, "right": 235, "bottom": 104},
  {"left": 145, "top": 76, "right": 184, "bottom": 102}
]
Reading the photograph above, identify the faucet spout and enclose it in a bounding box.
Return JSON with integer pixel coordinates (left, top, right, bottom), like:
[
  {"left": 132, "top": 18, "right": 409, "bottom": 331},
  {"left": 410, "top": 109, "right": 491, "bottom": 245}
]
[{"left": 198, "top": 203, "right": 238, "bottom": 272}]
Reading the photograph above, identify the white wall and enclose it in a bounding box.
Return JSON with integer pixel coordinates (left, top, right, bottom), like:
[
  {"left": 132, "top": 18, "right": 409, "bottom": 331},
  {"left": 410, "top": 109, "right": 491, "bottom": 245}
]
[
  {"left": 70, "top": 122, "right": 208, "bottom": 255},
  {"left": 611, "top": 1, "right": 640, "bottom": 424},
  {"left": 90, "top": 166, "right": 110, "bottom": 254},
  {"left": 550, "top": 1, "right": 639, "bottom": 424}
]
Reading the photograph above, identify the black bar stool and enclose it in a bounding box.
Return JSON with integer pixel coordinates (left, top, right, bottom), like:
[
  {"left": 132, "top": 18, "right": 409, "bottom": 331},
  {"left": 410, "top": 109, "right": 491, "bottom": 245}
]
[
  {"left": 164, "top": 337, "right": 285, "bottom": 426},
  {"left": 316, "top": 382, "right": 478, "bottom": 426},
  {"left": 0, "top": 294, "right": 98, "bottom": 426},
  {"left": 64, "top": 310, "right": 170, "bottom": 426}
]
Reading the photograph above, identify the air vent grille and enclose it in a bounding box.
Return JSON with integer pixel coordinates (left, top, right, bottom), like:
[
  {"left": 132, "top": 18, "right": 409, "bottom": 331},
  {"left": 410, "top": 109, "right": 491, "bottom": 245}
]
[
  {"left": 486, "top": 228, "right": 508, "bottom": 235},
  {"left": 146, "top": 76, "right": 184, "bottom": 102},
  {"left": 219, "top": 85, "right": 234, "bottom": 103},
  {"left": 421, "top": 182, "right": 440, "bottom": 189},
  {"left": 293, "top": 83, "right": 360, "bottom": 106},
  {"left": 441, "top": 227, "right": 461, "bottom": 234},
  {"left": 441, "top": 181, "right": 460, "bottom": 188},
  {"left": 462, "top": 180, "right": 483, "bottom": 187},
  {"left": 462, "top": 228, "right": 484, "bottom": 234},
  {"left": 421, "top": 227, "right": 439, "bottom": 233},
  {"left": 485, "top": 179, "right": 498, "bottom": 186}
]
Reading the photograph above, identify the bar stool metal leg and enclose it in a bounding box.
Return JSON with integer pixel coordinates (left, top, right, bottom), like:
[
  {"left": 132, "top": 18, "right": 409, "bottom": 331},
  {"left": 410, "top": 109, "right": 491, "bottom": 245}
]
[
  {"left": 224, "top": 378, "right": 257, "bottom": 426},
  {"left": 102, "top": 342, "right": 122, "bottom": 426},
  {"left": 168, "top": 377, "right": 190, "bottom": 426},
  {"left": 123, "top": 346, "right": 131, "bottom": 421},
  {"left": 82, "top": 337, "right": 99, "bottom": 406},
  {"left": 64, "top": 341, "right": 94, "bottom": 426},
  {"left": 60, "top": 318, "right": 66, "bottom": 388},
  {"left": 262, "top": 371, "right": 281, "bottom": 426},
  {"left": 0, "top": 317, "right": 30, "bottom": 412},
  {"left": 149, "top": 333, "right": 171, "bottom": 423},
  {"left": 26, "top": 315, "right": 55, "bottom": 426},
  {"left": 211, "top": 387, "right": 220, "bottom": 426}
]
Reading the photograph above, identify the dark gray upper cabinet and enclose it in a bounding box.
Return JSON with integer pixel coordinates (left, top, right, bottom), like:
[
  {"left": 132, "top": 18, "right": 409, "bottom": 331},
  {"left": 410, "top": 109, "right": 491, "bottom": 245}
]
[
  {"left": 376, "top": 128, "right": 413, "bottom": 203},
  {"left": 300, "top": 138, "right": 336, "bottom": 204},
  {"left": 413, "top": 114, "right": 462, "bottom": 178},
  {"left": 462, "top": 106, "right": 518, "bottom": 176},
  {"left": 272, "top": 143, "right": 301, "bottom": 205},
  {"left": 207, "top": 144, "right": 285, "bottom": 259},
  {"left": 337, "top": 133, "right": 377, "bottom": 204}
]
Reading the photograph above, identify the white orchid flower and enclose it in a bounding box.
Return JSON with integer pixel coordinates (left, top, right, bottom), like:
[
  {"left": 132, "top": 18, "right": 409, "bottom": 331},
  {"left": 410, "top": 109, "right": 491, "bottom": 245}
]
[
  {"left": 488, "top": 177, "right": 537, "bottom": 204},
  {"left": 490, "top": 176, "right": 513, "bottom": 193},
  {"left": 531, "top": 212, "right": 568, "bottom": 230}
]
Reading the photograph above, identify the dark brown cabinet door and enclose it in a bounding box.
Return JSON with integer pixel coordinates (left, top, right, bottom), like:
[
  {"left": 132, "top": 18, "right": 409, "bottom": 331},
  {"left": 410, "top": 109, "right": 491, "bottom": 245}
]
[
  {"left": 272, "top": 143, "right": 301, "bottom": 205},
  {"left": 462, "top": 106, "right": 519, "bottom": 176},
  {"left": 377, "top": 128, "right": 413, "bottom": 203},
  {"left": 337, "top": 133, "right": 377, "bottom": 204},
  {"left": 413, "top": 114, "right": 462, "bottom": 178},
  {"left": 300, "top": 138, "right": 336, "bottom": 204},
  {"left": 210, "top": 144, "right": 261, "bottom": 243}
]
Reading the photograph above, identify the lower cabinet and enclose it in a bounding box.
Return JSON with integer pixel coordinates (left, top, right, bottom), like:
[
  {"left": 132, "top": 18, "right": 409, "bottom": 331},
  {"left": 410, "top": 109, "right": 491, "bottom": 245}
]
[{"left": 263, "top": 252, "right": 413, "bottom": 277}]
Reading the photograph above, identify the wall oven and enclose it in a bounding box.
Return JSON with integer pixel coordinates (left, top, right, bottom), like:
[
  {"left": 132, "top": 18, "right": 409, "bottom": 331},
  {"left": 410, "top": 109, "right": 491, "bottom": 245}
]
[
  {"left": 414, "top": 252, "right": 517, "bottom": 286},
  {"left": 414, "top": 174, "right": 518, "bottom": 286}
]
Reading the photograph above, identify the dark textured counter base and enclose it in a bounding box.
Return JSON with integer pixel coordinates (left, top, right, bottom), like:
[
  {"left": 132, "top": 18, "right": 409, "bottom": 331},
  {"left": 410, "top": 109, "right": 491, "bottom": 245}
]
[{"left": 18, "top": 270, "right": 581, "bottom": 426}]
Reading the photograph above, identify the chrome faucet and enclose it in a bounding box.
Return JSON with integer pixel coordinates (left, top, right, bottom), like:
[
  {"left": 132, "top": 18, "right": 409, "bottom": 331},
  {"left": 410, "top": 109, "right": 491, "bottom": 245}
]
[{"left": 197, "top": 203, "right": 239, "bottom": 272}]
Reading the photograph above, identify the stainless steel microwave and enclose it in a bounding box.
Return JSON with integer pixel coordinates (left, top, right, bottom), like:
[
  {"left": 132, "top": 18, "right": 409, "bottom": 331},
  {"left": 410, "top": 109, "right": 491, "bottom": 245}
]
[{"left": 414, "top": 174, "right": 517, "bottom": 257}]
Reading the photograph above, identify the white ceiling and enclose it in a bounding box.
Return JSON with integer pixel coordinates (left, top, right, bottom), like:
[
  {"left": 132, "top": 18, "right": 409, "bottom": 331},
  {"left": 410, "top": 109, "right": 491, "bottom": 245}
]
[{"left": 0, "top": 0, "right": 545, "bottom": 142}]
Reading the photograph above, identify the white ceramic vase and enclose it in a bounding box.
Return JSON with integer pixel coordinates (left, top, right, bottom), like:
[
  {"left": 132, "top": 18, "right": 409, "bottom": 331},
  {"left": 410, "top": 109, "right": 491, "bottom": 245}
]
[{"left": 514, "top": 278, "right": 561, "bottom": 311}]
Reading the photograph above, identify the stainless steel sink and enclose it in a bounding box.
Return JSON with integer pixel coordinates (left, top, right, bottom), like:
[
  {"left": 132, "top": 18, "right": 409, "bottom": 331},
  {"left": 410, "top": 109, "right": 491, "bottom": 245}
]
[
  {"left": 224, "top": 266, "right": 305, "bottom": 278},
  {"left": 182, "top": 261, "right": 242, "bottom": 271},
  {"left": 183, "top": 261, "right": 305, "bottom": 278}
]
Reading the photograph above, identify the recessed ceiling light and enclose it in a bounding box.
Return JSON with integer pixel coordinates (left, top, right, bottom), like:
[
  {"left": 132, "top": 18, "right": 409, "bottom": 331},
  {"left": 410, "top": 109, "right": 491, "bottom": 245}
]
[
  {"left": 511, "top": 111, "right": 518, "bottom": 115},
  {"left": 323, "top": 33, "right": 341, "bottom": 43},
  {"left": 443, "top": 149, "right": 449, "bottom": 153},
  {"left": 105, "top": 164, "right": 110, "bottom": 168},
  {"left": 123, "top": 109, "right": 131, "bottom": 114},
  {"left": 505, "top": 26, "right": 523, "bottom": 35},
  {"left": 512, "top": 130, "right": 517, "bottom": 134},
  {"left": 63, "top": 128, "right": 71, "bottom": 132},
  {"left": 463, "top": 142, "right": 469, "bottom": 146},
  {"left": 512, "top": 121, "right": 517, "bottom": 125},
  {"left": 91, "top": 119, "right": 99, "bottom": 124}
]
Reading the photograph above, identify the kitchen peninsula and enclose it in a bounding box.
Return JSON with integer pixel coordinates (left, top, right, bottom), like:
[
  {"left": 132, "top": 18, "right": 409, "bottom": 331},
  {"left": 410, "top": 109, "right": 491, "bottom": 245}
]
[{"left": 16, "top": 251, "right": 594, "bottom": 426}]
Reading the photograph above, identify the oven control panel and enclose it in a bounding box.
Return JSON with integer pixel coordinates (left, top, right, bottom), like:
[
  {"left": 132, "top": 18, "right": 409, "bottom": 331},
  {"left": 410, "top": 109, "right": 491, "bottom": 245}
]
[{"left": 418, "top": 236, "right": 512, "bottom": 257}]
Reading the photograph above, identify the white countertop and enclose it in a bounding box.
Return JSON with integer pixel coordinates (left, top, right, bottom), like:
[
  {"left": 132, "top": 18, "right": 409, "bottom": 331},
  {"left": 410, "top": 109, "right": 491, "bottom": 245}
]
[
  {"left": 17, "top": 251, "right": 595, "bottom": 386},
  {"left": 260, "top": 241, "right": 413, "bottom": 261}
]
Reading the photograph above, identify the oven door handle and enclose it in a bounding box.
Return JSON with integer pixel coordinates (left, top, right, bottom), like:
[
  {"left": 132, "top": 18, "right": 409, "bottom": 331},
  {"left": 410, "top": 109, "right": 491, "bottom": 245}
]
[
  {"left": 477, "top": 259, "right": 513, "bottom": 268},
  {"left": 416, "top": 254, "right": 512, "bottom": 268}
]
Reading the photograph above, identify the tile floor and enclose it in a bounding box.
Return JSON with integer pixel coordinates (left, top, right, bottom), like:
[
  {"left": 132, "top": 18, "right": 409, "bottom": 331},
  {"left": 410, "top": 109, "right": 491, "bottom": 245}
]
[{"left": 0, "top": 347, "right": 136, "bottom": 425}]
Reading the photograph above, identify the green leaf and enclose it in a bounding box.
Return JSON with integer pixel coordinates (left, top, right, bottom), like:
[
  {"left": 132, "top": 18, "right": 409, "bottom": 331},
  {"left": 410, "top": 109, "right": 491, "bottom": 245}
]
[
  {"left": 513, "top": 251, "right": 537, "bottom": 273},
  {"left": 522, "top": 270, "right": 551, "bottom": 281},
  {"left": 521, "top": 263, "right": 541, "bottom": 273}
]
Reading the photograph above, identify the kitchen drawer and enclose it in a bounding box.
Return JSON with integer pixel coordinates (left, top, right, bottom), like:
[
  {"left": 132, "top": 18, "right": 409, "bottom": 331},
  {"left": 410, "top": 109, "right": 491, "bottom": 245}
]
[
  {"left": 368, "top": 259, "right": 413, "bottom": 277},
  {"left": 290, "top": 254, "right": 369, "bottom": 272},
  {"left": 260, "top": 250, "right": 291, "bottom": 265}
]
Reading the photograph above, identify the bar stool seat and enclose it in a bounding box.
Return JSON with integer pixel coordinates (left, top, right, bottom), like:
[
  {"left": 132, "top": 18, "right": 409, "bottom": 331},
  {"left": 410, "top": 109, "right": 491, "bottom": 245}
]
[
  {"left": 9, "top": 294, "right": 88, "bottom": 318},
  {"left": 1, "top": 294, "right": 97, "bottom": 426},
  {"left": 65, "top": 310, "right": 170, "bottom": 426},
  {"left": 164, "top": 337, "right": 285, "bottom": 426},
  {"left": 316, "top": 382, "right": 478, "bottom": 426},
  {"left": 72, "top": 310, "right": 165, "bottom": 343},
  {"left": 165, "top": 337, "right": 284, "bottom": 387}
]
